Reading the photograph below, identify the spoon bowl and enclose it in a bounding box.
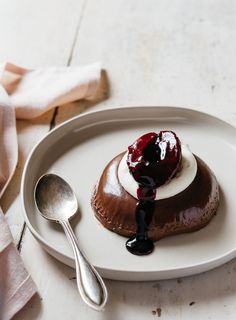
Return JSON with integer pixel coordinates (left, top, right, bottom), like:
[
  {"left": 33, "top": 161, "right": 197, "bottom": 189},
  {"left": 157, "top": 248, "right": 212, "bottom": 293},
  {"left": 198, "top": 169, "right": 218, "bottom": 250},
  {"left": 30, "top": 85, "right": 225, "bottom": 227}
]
[{"left": 35, "top": 174, "right": 78, "bottom": 221}]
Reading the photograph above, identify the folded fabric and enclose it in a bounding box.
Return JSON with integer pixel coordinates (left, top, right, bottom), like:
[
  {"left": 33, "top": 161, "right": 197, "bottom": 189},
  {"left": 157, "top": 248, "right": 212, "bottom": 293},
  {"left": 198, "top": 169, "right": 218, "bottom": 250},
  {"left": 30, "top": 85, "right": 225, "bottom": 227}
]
[{"left": 0, "top": 62, "right": 102, "bottom": 319}]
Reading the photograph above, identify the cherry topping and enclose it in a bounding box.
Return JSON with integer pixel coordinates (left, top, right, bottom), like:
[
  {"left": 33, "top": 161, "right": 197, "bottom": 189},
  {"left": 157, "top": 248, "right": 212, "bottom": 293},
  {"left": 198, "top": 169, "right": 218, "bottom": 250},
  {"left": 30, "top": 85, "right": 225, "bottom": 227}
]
[
  {"left": 125, "top": 131, "right": 182, "bottom": 255},
  {"left": 127, "top": 131, "right": 182, "bottom": 190}
]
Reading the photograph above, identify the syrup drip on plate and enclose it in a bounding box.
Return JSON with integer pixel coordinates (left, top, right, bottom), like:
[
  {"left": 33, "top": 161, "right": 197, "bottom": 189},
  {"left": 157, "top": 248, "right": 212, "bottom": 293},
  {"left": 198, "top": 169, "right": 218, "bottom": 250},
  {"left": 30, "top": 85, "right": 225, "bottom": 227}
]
[{"left": 126, "top": 131, "right": 181, "bottom": 255}]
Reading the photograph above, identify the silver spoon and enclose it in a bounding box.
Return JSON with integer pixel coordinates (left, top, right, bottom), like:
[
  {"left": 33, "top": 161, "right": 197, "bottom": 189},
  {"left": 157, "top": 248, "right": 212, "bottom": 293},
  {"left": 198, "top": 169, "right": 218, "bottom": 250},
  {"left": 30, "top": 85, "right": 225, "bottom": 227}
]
[{"left": 34, "top": 173, "right": 108, "bottom": 311}]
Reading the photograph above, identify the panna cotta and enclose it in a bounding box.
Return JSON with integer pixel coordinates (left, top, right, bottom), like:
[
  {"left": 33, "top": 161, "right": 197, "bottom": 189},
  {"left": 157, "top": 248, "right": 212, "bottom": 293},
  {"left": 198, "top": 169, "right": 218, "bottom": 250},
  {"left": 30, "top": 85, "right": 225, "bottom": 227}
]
[{"left": 91, "top": 131, "right": 219, "bottom": 255}]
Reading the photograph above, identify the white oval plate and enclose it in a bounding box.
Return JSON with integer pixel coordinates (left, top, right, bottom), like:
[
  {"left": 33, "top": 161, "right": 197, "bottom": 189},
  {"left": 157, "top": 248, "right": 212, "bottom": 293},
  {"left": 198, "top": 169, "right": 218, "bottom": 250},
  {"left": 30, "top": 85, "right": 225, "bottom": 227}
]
[{"left": 21, "top": 107, "right": 236, "bottom": 281}]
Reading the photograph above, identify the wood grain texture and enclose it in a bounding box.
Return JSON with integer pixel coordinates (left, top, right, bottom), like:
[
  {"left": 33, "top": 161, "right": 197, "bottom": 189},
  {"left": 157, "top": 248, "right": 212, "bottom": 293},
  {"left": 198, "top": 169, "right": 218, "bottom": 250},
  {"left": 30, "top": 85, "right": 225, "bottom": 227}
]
[
  {"left": 55, "top": 0, "right": 236, "bottom": 125},
  {"left": 0, "top": 0, "right": 85, "bottom": 67}
]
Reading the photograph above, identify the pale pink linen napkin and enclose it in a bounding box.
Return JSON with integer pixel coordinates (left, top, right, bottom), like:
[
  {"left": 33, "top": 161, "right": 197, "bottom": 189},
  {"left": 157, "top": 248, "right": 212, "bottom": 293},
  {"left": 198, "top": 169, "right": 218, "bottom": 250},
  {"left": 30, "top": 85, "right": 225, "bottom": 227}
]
[{"left": 0, "top": 62, "right": 102, "bottom": 319}]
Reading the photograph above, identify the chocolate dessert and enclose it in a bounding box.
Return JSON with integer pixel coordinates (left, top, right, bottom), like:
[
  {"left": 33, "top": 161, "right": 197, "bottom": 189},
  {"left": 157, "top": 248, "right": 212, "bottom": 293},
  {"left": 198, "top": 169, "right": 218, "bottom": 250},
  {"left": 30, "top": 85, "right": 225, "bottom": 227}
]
[{"left": 92, "top": 131, "right": 219, "bottom": 255}]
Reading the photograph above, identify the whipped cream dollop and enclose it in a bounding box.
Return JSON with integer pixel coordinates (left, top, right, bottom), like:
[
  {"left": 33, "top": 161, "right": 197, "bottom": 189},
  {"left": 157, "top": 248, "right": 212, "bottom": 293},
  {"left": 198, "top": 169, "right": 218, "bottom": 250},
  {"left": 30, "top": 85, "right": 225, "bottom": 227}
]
[{"left": 118, "top": 144, "right": 197, "bottom": 200}]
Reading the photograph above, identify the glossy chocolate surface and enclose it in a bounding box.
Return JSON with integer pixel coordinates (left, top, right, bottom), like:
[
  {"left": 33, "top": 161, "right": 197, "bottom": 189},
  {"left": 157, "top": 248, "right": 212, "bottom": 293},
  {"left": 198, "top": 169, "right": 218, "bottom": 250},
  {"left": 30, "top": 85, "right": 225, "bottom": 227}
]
[{"left": 92, "top": 152, "right": 219, "bottom": 242}]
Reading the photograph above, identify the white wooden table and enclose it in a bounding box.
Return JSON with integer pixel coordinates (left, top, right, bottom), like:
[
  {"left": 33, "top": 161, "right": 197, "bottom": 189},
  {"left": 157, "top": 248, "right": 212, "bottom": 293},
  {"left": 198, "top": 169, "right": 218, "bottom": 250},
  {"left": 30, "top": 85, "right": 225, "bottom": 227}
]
[{"left": 1, "top": 0, "right": 236, "bottom": 319}]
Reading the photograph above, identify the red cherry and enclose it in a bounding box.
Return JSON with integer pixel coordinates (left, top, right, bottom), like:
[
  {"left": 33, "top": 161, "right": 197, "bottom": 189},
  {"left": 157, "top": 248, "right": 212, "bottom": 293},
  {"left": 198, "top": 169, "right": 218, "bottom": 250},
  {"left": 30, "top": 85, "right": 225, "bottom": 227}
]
[{"left": 127, "top": 131, "right": 182, "bottom": 191}]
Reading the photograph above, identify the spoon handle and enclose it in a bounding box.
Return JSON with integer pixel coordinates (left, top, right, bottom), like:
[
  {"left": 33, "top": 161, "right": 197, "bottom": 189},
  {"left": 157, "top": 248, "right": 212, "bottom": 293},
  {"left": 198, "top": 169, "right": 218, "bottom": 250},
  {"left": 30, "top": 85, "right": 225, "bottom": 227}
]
[{"left": 60, "top": 220, "right": 108, "bottom": 311}]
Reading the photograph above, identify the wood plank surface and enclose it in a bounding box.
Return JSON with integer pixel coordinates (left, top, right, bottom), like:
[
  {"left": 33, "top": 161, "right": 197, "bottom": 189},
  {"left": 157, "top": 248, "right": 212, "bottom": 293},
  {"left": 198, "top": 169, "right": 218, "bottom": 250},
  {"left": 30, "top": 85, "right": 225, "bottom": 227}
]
[
  {"left": 0, "top": 0, "right": 85, "bottom": 67},
  {"left": 1, "top": 0, "right": 235, "bottom": 319},
  {"left": 56, "top": 0, "right": 236, "bottom": 125}
]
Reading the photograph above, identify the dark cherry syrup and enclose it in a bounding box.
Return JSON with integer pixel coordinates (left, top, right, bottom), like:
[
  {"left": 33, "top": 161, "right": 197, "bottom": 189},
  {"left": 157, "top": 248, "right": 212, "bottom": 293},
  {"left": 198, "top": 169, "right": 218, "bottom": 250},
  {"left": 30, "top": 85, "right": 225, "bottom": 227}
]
[{"left": 125, "top": 131, "right": 181, "bottom": 255}]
